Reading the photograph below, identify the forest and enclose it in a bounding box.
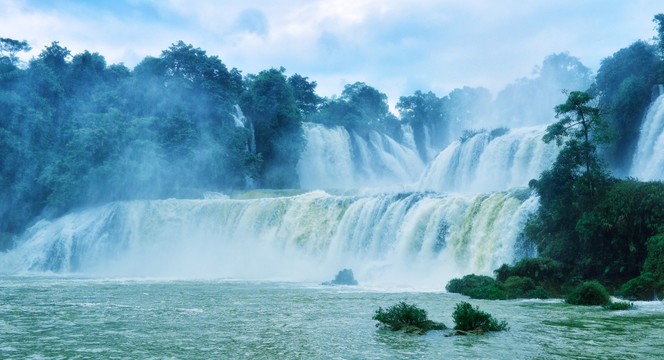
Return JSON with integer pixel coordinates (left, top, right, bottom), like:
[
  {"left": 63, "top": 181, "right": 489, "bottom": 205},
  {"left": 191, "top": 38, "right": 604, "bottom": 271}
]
[{"left": 2, "top": 14, "right": 664, "bottom": 297}]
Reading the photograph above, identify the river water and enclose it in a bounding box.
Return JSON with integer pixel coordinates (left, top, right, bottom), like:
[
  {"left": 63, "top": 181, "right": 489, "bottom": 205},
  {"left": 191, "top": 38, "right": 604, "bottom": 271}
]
[{"left": 2, "top": 276, "right": 663, "bottom": 359}]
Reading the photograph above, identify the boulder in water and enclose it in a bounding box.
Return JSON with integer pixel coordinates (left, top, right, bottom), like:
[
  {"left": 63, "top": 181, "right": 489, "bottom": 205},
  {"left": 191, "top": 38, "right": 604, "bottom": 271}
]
[{"left": 323, "top": 268, "right": 358, "bottom": 286}]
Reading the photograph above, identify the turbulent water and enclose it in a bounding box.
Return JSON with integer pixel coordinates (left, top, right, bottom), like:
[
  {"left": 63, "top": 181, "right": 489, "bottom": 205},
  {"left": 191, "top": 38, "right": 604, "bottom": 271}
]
[
  {"left": 631, "top": 93, "right": 664, "bottom": 181},
  {"left": 0, "top": 189, "right": 537, "bottom": 288},
  {"left": 2, "top": 277, "right": 664, "bottom": 360}
]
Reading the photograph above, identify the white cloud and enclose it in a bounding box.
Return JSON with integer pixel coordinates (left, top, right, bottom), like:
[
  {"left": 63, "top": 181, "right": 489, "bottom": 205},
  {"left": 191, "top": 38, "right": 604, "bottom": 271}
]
[{"left": 2, "top": 0, "right": 662, "bottom": 104}]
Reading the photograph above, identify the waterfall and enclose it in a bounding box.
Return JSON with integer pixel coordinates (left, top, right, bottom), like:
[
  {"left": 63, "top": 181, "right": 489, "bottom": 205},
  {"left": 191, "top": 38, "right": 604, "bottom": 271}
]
[
  {"left": 0, "top": 189, "right": 538, "bottom": 288},
  {"left": 631, "top": 94, "right": 664, "bottom": 181},
  {"left": 297, "top": 123, "right": 424, "bottom": 189},
  {"left": 418, "top": 126, "right": 560, "bottom": 193}
]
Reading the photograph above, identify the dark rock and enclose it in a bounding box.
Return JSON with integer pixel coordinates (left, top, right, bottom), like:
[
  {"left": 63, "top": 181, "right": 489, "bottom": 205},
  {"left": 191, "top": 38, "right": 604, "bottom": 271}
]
[{"left": 322, "top": 268, "right": 358, "bottom": 286}]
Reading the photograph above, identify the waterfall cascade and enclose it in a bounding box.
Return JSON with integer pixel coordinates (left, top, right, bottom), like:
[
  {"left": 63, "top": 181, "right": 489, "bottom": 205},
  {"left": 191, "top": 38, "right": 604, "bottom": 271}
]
[
  {"left": 419, "top": 126, "right": 560, "bottom": 193},
  {"left": 631, "top": 93, "right": 664, "bottom": 181},
  {"left": 2, "top": 117, "right": 570, "bottom": 286},
  {"left": 0, "top": 190, "right": 537, "bottom": 287},
  {"left": 296, "top": 122, "right": 424, "bottom": 190}
]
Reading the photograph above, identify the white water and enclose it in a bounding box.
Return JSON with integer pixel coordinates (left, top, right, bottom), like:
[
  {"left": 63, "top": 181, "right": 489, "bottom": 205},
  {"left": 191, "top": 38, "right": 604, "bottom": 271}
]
[
  {"left": 0, "top": 190, "right": 538, "bottom": 289},
  {"left": 297, "top": 122, "right": 424, "bottom": 189},
  {"left": 419, "top": 126, "right": 560, "bottom": 193},
  {"left": 631, "top": 94, "right": 664, "bottom": 181}
]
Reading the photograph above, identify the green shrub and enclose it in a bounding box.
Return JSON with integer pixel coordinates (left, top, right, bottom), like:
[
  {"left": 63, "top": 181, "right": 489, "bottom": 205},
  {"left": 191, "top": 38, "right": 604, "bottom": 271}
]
[
  {"left": 602, "top": 301, "right": 634, "bottom": 310},
  {"left": 618, "top": 272, "right": 657, "bottom": 300},
  {"left": 565, "top": 281, "right": 610, "bottom": 305},
  {"left": 446, "top": 274, "right": 508, "bottom": 300},
  {"left": 645, "top": 234, "right": 664, "bottom": 280},
  {"left": 494, "top": 257, "right": 564, "bottom": 283},
  {"left": 504, "top": 276, "right": 535, "bottom": 298},
  {"left": 373, "top": 301, "right": 446, "bottom": 334},
  {"left": 452, "top": 302, "right": 508, "bottom": 332}
]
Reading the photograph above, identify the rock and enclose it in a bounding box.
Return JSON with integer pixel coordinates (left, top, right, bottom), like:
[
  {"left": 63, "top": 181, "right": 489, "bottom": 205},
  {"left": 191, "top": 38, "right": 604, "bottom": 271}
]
[{"left": 322, "top": 268, "right": 358, "bottom": 286}]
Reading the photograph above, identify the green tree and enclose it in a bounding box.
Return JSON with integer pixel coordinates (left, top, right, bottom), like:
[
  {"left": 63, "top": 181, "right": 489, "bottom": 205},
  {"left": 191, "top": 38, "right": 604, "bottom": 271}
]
[
  {"left": 0, "top": 38, "right": 31, "bottom": 66},
  {"left": 287, "top": 73, "right": 323, "bottom": 116},
  {"left": 240, "top": 68, "right": 304, "bottom": 188},
  {"left": 397, "top": 90, "right": 445, "bottom": 160},
  {"left": 526, "top": 91, "right": 614, "bottom": 276}
]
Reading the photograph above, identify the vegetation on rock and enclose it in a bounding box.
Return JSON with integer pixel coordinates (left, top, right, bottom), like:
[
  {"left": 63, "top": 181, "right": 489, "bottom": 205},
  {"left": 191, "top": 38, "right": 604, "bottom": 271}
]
[
  {"left": 451, "top": 302, "right": 508, "bottom": 334},
  {"left": 372, "top": 301, "right": 446, "bottom": 335}
]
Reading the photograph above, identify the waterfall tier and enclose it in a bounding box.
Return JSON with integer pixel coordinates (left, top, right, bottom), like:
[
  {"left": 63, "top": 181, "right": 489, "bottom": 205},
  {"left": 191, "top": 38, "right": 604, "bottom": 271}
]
[{"left": 1, "top": 190, "right": 538, "bottom": 287}]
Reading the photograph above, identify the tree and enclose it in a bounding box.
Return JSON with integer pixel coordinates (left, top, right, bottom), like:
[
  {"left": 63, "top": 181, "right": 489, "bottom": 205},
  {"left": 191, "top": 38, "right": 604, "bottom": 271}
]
[
  {"left": 592, "top": 41, "right": 660, "bottom": 170},
  {"left": 240, "top": 68, "right": 304, "bottom": 188},
  {"left": 526, "top": 91, "right": 614, "bottom": 276},
  {"left": 397, "top": 90, "right": 445, "bottom": 160},
  {"left": 287, "top": 73, "right": 323, "bottom": 116},
  {"left": 0, "top": 38, "right": 31, "bottom": 66},
  {"left": 654, "top": 14, "right": 664, "bottom": 56}
]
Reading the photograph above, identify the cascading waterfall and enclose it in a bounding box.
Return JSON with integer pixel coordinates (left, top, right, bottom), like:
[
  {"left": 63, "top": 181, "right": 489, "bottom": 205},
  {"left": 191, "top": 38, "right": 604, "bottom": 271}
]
[
  {"left": 0, "top": 189, "right": 538, "bottom": 288},
  {"left": 631, "top": 93, "right": 664, "bottom": 181},
  {"left": 418, "top": 126, "right": 560, "bottom": 193},
  {"left": 296, "top": 122, "right": 424, "bottom": 189}
]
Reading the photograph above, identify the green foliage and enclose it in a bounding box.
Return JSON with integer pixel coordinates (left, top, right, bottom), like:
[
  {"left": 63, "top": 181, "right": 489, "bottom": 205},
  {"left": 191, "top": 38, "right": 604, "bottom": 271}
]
[
  {"left": 503, "top": 276, "right": 550, "bottom": 299},
  {"left": 240, "top": 68, "right": 304, "bottom": 188},
  {"left": 373, "top": 301, "right": 446, "bottom": 334},
  {"left": 593, "top": 40, "right": 661, "bottom": 169},
  {"left": 644, "top": 234, "right": 664, "bottom": 280},
  {"left": 494, "top": 257, "right": 564, "bottom": 284},
  {"left": 452, "top": 302, "right": 508, "bottom": 332},
  {"left": 397, "top": 90, "right": 446, "bottom": 159},
  {"left": 446, "top": 274, "right": 508, "bottom": 300},
  {"left": 565, "top": 281, "right": 610, "bottom": 306},
  {"left": 618, "top": 273, "right": 657, "bottom": 301},
  {"left": 602, "top": 301, "right": 634, "bottom": 311},
  {"left": 311, "top": 82, "right": 401, "bottom": 140}
]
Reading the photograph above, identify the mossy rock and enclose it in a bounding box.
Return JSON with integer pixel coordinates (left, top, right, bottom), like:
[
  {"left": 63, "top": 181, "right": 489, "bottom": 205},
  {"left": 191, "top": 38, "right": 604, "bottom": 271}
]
[{"left": 322, "top": 268, "right": 358, "bottom": 286}]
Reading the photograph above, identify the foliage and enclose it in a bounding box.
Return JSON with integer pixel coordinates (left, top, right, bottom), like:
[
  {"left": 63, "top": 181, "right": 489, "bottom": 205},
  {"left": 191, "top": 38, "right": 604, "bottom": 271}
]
[
  {"left": 452, "top": 302, "right": 508, "bottom": 332},
  {"left": 602, "top": 301, "right": 634, "bottom": 311},
  {"left": 494, "top": 257, "right": 565, "bottom": 284},
  {"left": 446, "top": 274, "right": 508, "bottom": 300},
  {"left": 397, "top": 90, "right": 446, "bottom": 159},
  {"left": 311, "top": 82, "right": 401, "bottom": 140},
  {"left": 618, "top": 273, "right": 657, "bottom": 301},
  {"left": 373, "top": 301, "right": 446, "bottom": 334},
  {"left": 565, "top": 281, "right": 610, "bottom": 306},
  {"left": 240, "top": 68, "right": 304, "bottom": 188},
  {"left": 503, "top": 276, "right": 550, "bottom": 299},
  {"left": 592, "top": 40, "right": 661, "bottom": 169}
]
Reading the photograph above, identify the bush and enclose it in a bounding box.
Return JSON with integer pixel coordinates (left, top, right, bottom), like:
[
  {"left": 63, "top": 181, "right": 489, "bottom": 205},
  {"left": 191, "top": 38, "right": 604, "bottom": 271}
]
[
  {"left": 502, "top": 276, "right": 551, "bottom": 299},
  {"left": 618, "top": 272, "right": 657, "bottom": 300},
  {"left": 565, "top": 281, "right": 610, "bottom": 305},
  {"left": 446, "top": 274, "right": 508, "bottom": 300},
  {"left": 452, "top": 302, "right": 508, "bottom": 332},
  {"left": 602, "top": 301, "right": 634, "bottom": 310},
  {"left": 494, "top": 257, "right": 564, "bottom": 284},
  {"left": 373, "top": 301, "right": 446, "bottom": 335}
]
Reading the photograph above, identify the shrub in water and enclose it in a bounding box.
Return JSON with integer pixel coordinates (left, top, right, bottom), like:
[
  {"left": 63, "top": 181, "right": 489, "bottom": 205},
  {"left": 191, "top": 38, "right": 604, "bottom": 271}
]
[
  {"left": 446, "top": 274, "right": 508, "bottom": 300},
  {"left": 373, "top": 301, "right": 446, "bottom": 335},
  {"left": 565, "top": 281, "right": 610, "bottom": 305},
  {"left": 452, "top": 302, "right": 508, "bottom": 332}
]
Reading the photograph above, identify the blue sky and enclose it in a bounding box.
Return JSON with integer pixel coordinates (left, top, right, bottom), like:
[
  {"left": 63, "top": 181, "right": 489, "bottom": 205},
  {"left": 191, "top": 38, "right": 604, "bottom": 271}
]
[{"left": 2, "top": 0, "right": 662, "bottom": 106}]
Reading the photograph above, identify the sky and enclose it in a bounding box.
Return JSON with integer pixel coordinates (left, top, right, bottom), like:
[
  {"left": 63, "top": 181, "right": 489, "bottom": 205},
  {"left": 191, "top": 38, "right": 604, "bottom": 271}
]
[{"left": 1, "top": 0, "right": 662, "bottom": 106}]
